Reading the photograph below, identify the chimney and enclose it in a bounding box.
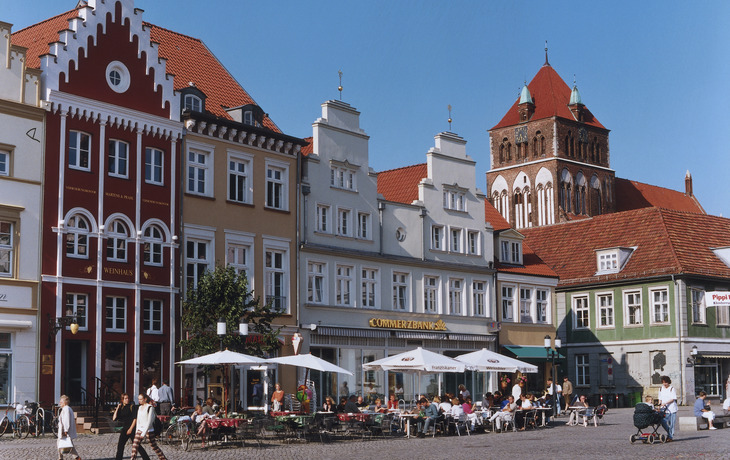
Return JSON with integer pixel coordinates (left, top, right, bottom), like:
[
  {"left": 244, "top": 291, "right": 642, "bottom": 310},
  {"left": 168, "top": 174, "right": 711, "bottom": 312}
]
[{"left": 685, "top": 170, "right": 693, "bottom": 196}]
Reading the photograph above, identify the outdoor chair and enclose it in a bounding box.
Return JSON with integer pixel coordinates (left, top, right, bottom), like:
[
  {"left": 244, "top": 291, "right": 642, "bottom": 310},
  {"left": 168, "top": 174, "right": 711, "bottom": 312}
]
[{"left": 449, "top": 413, "right": 471, "bottom": 436}]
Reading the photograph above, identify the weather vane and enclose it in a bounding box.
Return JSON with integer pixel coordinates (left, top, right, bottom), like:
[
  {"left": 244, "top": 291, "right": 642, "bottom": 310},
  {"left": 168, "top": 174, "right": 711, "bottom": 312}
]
[
  {"left": 545, "top": 40, "right": 549, "bottom": 66},
  {"left": 447, "top": 104, "right": 453, "bottom": 131},
  {"left": 338, "top": 69, "right": 343, "bottom": 100}
]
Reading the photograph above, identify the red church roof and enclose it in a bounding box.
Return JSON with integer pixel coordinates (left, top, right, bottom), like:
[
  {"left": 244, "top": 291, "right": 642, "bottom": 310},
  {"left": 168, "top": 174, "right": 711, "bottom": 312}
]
[
  {"left": 491, "top": 65, "right": 605, "bottom": 131},
  {"left": 614, "top": 177, "right": 704, "bottom": 214},
  {"left": 12, "top": 6, "right": 279, "bottom": 131},
  {"left": 377, "top": 164, "right": 427, "bottom": 204}
]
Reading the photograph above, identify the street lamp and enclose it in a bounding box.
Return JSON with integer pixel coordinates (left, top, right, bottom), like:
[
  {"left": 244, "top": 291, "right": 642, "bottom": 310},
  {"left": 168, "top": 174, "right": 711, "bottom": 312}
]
[
  {"left": 687, "top": 345, "right": 699, "bottom": 365},
  {"left": 544, "top": 334, "right": 562, "bottom": 420},
  {"left": 217, "top": 318, "right": 250, "bottom": 351},
  {"left": 46, "top": 308, "right": 80, "bottom": 348}
]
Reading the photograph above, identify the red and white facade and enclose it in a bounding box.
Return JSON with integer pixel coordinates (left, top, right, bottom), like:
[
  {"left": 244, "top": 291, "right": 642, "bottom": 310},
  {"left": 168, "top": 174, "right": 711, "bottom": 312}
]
[{"left": 14, "top": 0, "right": 182, "bottom": 404}]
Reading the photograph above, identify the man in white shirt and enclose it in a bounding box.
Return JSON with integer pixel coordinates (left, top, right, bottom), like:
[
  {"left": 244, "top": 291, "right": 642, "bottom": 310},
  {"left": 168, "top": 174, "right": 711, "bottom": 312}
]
[
  {"left": 546, "top": 378, "right": 563, "bottom": 415},
  {"left": 147, "top": 378, "right": 160, "bottom": 405},
  {"left": 658, "top": 375, "right": 678, "bottom": 441}
]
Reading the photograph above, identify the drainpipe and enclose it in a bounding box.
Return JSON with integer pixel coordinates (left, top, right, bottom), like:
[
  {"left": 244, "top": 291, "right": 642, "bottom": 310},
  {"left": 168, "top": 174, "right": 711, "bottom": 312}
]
[
  {"left": 378, "top": 201, "right": 385, "bottom": 255},
  {"left": 420, "top": 208, "right": 427, "bottom": 261},
  {"left": 673, "top": 274, "right": 684, "bottom": 405}
]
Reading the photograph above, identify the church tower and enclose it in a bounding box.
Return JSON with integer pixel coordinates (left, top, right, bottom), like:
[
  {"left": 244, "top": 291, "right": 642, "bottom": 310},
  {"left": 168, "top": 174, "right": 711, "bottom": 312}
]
[{"left": 486, "top": 58, "right": 615, "bottom": 229}]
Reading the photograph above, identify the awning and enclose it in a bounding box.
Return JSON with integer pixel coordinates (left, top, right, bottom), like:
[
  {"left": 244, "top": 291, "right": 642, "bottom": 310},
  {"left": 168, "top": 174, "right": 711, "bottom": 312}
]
[
  {"left": 503, "top": 345, "right": 565, "bottom": 360},
  {"left": 697, "top": 352, "right": 730, "bottom": 359},
  {"left": 317, "top": 326, "right": 391, "bottom": 338},
  {"left": 448, "top": 333, "right": 496, "bottom": 342},
  {"left": 0, "top": 320, "right": 32, "bottom": 330},
  {"left": 395, "top": 331, "right": 448, "bottom": 340}
]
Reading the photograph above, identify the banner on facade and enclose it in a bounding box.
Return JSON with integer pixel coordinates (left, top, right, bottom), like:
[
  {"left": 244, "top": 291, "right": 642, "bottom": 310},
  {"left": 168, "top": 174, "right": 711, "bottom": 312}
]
[
  {"left": 706, "top": 291, "right": 730, "bottom": 307},
  {"left": 368, "top": 318, "right": 448, "bottom": 331}
]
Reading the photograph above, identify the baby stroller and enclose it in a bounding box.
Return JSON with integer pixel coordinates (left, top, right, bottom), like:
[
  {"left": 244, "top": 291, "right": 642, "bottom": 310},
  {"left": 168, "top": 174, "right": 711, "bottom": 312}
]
[{"left": 630, "top": 403, "right": 667, "bottom": 444}]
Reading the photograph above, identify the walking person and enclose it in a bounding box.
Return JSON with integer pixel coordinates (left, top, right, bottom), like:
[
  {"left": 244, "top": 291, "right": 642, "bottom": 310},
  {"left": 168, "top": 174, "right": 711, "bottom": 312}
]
[
  {"left": 157, "top": 380, "right": 174, "bottom": 416},
  {"left": 130, "top": 393, "right": 167, "bottom": 460},
  {"left": 57, "top": 395, "right": 82, "bottom": 460},
  {"left": 658, "top": 375, "right": 678, "bottom": 441},
  {"left": 146, "top": 378, "right": 159, "bottom": 405},
  {"left": 113, "top": 393, "right": 149, "bottom": 460},
  {"left": 562, "top": 376, "right": 574, "bottom": 411}
]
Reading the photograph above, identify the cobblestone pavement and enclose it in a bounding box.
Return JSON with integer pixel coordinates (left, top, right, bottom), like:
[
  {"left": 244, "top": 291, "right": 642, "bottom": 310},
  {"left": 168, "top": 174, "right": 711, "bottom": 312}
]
[{"left": 2, "top": 407, "right": 728, "bottom": 460}]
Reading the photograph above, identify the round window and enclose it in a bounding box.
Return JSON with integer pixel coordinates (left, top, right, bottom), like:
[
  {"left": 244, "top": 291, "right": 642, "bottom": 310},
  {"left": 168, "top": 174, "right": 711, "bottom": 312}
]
[
  {"left": 105, "top": 61, "right": 130, "bottom": 93},
  {"left": 395, "top": 228, "right": 406, "bottom": 242}
]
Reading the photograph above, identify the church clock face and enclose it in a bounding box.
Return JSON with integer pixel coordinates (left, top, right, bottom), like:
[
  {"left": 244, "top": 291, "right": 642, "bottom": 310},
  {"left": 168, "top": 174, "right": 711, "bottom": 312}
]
[
  {"left": 515, "top": 126, "right": 528, "bottom": 143},
  {"left": 579, "top": 127, "right": 588, "bottom": 143}
]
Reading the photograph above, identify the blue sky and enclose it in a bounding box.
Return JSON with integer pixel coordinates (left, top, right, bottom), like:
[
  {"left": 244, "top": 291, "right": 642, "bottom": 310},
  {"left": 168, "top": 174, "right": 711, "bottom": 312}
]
[{"left": 6, "top": 1, "right": 730, "bottom": 217}]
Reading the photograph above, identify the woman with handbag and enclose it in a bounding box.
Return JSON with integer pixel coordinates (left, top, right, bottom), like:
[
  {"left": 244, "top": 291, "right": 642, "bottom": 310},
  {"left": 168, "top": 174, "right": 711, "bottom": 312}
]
[
  {"left": 130, "top": 393, "right": 167, "bottom": 460},
  {"left": 57, "top": 394, "right": 81, "bottom": 460},
  {"left": 113, "top": 393, "right": 149, "bottom": 460}
]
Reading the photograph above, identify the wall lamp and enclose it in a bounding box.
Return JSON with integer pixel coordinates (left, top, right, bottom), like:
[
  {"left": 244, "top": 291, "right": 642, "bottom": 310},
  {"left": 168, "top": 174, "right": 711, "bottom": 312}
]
[
  {"left": 686, "top": 345, "right": 699, "bottom": 365},
  {"left": 47, "top": 308, "right": 79, "bottom": 348}
]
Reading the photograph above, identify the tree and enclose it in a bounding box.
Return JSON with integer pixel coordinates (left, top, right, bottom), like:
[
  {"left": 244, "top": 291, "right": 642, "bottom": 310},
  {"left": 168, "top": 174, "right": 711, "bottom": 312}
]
[{"left": 179, "top": 265, "right": 282, "bottom": 358}]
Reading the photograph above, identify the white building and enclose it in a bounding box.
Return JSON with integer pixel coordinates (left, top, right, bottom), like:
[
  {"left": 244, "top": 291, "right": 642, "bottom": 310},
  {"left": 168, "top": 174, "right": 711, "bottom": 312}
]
[{"left": 298, "top": 99, "right": 497, "bottom": 403}]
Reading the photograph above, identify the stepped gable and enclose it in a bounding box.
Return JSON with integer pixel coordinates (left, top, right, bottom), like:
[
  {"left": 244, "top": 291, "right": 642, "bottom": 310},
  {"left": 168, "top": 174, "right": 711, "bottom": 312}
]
[
  {"left": 491, "top": 64, "right": 605, "bottom": 130},
  {"left": 377, "top": 163, "right": 427, "bottom": 205},
  {"left": 615, "top": 177, "right": 705, "bottom": 214}
]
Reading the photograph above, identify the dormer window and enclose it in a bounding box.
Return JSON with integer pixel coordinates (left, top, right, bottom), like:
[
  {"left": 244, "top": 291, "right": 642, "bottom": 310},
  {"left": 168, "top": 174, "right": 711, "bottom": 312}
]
[
  {"left": 180, "top": 85, "right": 207, "bottom": 115},
  {"left": 713, "top": 247, "right": 730, "bottom": 268},
  {"left": 595, "top": 246, "right": 636, "bottom": 275},
  {"left": 184, "top": 94, "right": 202, "bottom": 112},
  {"left": 243, "top": 111, "right": 254, "bottom": 126},
  {"left": 500, "top": 239, "right": 522, "bottom": 265}
]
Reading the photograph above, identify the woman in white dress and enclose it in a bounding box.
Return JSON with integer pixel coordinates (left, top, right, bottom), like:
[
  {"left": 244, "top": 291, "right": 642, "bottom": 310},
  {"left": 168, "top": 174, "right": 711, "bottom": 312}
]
[{"left": 57, "top": 395, "right": 81, "bottom": 460}]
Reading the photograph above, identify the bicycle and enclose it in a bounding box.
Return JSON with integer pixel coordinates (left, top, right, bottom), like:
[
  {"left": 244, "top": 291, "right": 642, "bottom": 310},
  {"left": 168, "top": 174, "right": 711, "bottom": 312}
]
[
  {"left": 0, "top": 402, "right": 31, "bottom": 438},
  {"left": 24, "top": 402, "right": 47, "bottom": 437}
]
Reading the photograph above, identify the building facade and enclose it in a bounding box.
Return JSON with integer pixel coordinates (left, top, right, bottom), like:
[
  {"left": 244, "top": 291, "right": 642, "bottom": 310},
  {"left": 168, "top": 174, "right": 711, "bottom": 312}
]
[{"left": 0, "top": 21, "right": 45, "bottom": 407}]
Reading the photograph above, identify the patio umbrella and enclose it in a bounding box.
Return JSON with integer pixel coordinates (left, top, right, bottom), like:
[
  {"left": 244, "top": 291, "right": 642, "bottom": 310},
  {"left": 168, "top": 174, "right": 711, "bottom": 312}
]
[
  {"left": 265, "top": 353, "right": 353, "bottom": 375},
  {"left": 454, "top": 348, "right": 538, "bottom": 373},
  {"left": 176, "top": 349, "right": 267, "bottom": 365}
]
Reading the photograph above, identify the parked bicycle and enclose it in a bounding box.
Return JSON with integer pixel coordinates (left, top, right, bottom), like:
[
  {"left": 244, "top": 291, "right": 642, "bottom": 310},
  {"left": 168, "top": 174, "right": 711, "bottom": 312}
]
[
  {"left": 24, "top": 402, "right": 48, "bottom": 437},
  {"left": 0, "top": 402, "right": 31, "bottom": 438}
]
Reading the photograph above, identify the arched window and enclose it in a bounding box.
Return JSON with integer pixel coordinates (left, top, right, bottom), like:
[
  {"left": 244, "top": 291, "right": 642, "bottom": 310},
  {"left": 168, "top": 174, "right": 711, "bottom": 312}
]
[
  {"left": 183, "top": 94, "right": 202, "bottom": 112},
  {"left": 506, "top": 143, "right": 512, "bottom": 160},
  {"left": 532, "top": 136, "right": 538, "bottom": 157},
  {"left": 144, "top": 225, "right": 164, "bottom": 266},
  {"left": 66, "top": 214, "right": 90, "bottom": 258},
  {"left": 106, "top": 220, "right": 129, "bottom": 262},
  {"left": 499, "top": 144, "right": 504, "bottom": 163}
]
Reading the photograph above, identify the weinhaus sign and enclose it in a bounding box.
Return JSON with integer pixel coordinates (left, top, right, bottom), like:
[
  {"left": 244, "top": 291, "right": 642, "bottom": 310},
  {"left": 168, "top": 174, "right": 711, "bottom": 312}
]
[{"left": 368, "top": 318, "right": 448, "bottom": 331}]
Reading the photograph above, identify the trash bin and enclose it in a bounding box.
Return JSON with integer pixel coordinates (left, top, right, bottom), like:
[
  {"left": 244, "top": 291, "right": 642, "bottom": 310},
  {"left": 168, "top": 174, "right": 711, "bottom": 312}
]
[{"left": 629, "top": 391, "right": 642, "bottom": 407}]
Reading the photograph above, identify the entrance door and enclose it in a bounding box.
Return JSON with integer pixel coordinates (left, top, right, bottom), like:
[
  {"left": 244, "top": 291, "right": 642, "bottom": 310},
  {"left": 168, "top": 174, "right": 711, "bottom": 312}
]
[
  {"left": 142, "top": 343, "right": 162, "bottom": 392},
  {"left": 64, "top": 341, "right": 87, "bottom": 404}
]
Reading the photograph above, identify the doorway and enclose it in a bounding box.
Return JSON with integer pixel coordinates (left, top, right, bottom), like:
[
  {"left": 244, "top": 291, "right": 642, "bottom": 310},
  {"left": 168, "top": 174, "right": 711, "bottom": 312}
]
[{"left": 64, "top": 341, "right": 87, "bottom": 404}]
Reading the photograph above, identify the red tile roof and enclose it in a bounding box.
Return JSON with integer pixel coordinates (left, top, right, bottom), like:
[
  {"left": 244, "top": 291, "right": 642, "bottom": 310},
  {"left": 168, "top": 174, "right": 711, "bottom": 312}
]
[
  {"left": 377, "top": 164, "right": 427, "bottom": 204},
  {"left": 484, "top": 199, "right": 511, "bottom": 231},
  {"left": 521, "top": 207, "right": 730, "bottom": 287},
  {"left": 301, "top": 137, "right": 313, "bottom": 156},
  {"left": 491, "top": 65, "right": 605, "bottom": 130},
  {"left": 12, "top": 6, "right": 279, "bottom": 131},
  {"left": 614, "top": 177, "right": 704, "bottom": 214}
]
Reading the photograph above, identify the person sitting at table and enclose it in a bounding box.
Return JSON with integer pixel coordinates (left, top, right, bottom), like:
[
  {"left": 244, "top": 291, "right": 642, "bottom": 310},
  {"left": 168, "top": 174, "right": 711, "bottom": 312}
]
[
  {"left": 271, "top": 382, "right": 284, "bottom": 412},
  {"left": 344, "top": 395, "right": 361, "bottom": 414},
  {"left": 387, "top": 393, "right": 399, "bottom": 411},
  {"left": 417, "top": 398, "right": 440, "bottom": 437},
  {"left": 462, "top": 397, "right": 481, "bottom": 430},
  {"left": 336, "top": 396, "right": 348, "bottom": 413},
  {"left": 489, "top": 395, "right": 516, "bottom": 431},
  {"left": 492, "top": 391, "right": 503, "bottom": 407},
  {"left": 322, "top": 396, "right": 335, "bottom": 412},
  {"left": 201, "top": 398, "right": 219, "bottom": 417},
  {"left": 356, "top": 395, "right": 369, "bottom": 411},
  {"left": 515, "top": 394, "right": 534, "bottom": 430},
  {"left": 568, "top": 394, "right": 590, "bottom": 426},
  {"left": 192, "top": 405, "right": 213, "bottom": 445},
  {"left": 695, "top": 391, "right": 718, "bottom": 430},
  {"left": 373, "top": 398, "right": 386, "bottom": 413},
  {"left": 482, "top": 393, "right": 494, "bottom": 412},
  {"left": 437, "top": 396, "right": 452, "bottom": 415}
]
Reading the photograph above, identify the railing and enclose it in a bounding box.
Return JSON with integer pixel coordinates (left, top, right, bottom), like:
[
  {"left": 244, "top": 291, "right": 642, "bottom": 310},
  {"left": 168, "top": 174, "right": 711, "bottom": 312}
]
[
  {"left": 266, "top": 295, "right": 287, "bottom": 312},
  {"left": 93, "top": 377, "right": 121, "bottom": 429}
]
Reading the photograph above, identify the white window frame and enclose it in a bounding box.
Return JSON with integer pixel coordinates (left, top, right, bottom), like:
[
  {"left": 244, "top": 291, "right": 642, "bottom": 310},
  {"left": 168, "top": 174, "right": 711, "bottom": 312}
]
[
  {"left": 108, "top": 139, "right": 129, "bottom": 179},
  {"left": 68, "top": 131, "right": 91, "bottom": 171},
  {"left": 65, "top": 214, "right": 90, "bottom": 259},
  {"left": 183, "top": 94, "right": 202, "bottom": 112},
  {"left": 576, "top": 354, "right": 590, "bottom": 387},
  {"left": 106, "top": 219, "right": 129, "bottom": 262},
  {"left": 500, "top": 239, "right": 522, "bottom": 264},
  {"left": 307, "top": 261, "right": 327, "bottom": 305},
  {"left": 330, "top": 165, "right": 357, "bottom": 191},
  {"left": 501, "top": 285, "right": 515, "bottom": 322},
  {"left": 144, "top": 147, "right": 164, "bottom": 185},
  {"left": 0, "top": 221, "right": 13, "bottom": 278},
  {"left": 143, "top": 299, "right": 163, "bottom": 333},
  {"left": 361, "top": 267, "right": 378, "bottom": 309},
  {"left": 473, "top": 281, "right": 487, "bottom": 317},
  {"left": 226, "top": 242, "right": 251, "bottom": 280},
  {"left": 337, "top": 208, "right": 351, "bottom": 237},
  {"left": 449, "top": 278, "right": 463, "bottom": 315},
  {"left": 443, "top": 190, "right": 466, "bottom": 211},
  {"left": 467, "top": 231, "right": 480, "bottom": 255},
  {"left": 186, "top": 143, "right": 214, "bottom": 197},
  {"left": 596, "top": 291, "right": 614, "bottom": 328},
  {"left": 536, "top": 288, "right": 549, "bottom": 323},
  {"left": 143, "top": 225, "right": 164, "bottom": 266},
  {"left": 424, "top": 276, "right": 440, "bottom": 314},
  {"left": 265, "top": 160, "right": 288, "bottom": 210},
  {"left": 431, "top": 225, "right": 444, "bottom": 251},
  {"left": 185, "top": 238, "right": 211, "bottom": 289},
  {"left": 65, "top": 293, "right": 88, "bottom": 330},
  {"left": 450, "top": 228, "right": 462, "bottom": 253},
  {"left": 718, "top": 297, "right": 730, "bottom": 326},
  {"left": 519, "top": 287, "right": 533, "bottom": 323},
  {"left": 227, "top": 151, "right": 253, "bottom": 204},
  {"left": 358, "top": 212, "right": 371, "bottom": 240},
  {"left": 0, "top": 150, "right": 9, "bottom": 176},
  {"left": 650, "top": 287, "right": 670, "bottom": 324},
  {"left": 691, "top": 288, "right": 706, "bottom": 325},
  {"left": 597, "top": 251, "right": 619, "bottom": 274},
  {"left": 574, "top": 295, "right": 590, "bottom": 329},
  {"left": 263, "top": 237, "right": 290, "bottom": 313},
  {"left": 105, "top": 296, "right": 126, "bottom": 332},
  {"left": 624, "top": 290, "right": 642, "bottom": 326},
  {"left": 392, "top": 271, "right": 409, "bottom": 311},
  {"left": 335, "top": 264, "right": 354, "bottom": 307},
  {"left": 316, "top": 204, "right": 331, "bottom": 233}
]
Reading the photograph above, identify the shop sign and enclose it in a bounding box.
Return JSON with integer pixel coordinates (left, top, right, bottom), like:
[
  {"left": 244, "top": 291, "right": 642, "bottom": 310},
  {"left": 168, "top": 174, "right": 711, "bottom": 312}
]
[
  {"left": 0, "top": 285, "right": 32, "bottom": 307},
  {"left": 368, "top": 318, "right": 447, "bottom": 331},
  {"left": 706, "top": 291, "right": 730, "bottom": 307}
]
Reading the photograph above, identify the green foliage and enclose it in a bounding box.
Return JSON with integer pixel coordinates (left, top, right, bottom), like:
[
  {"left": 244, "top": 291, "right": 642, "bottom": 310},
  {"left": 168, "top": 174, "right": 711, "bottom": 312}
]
[{"left": 179, "top": 265, "right": 282, "bottom": 359}]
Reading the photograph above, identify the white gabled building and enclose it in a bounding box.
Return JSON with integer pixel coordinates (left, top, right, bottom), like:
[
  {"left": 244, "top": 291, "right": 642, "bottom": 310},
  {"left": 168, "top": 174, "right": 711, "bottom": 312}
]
[{"left": 298, "top": 99, "right": 496, "bottom": 403}]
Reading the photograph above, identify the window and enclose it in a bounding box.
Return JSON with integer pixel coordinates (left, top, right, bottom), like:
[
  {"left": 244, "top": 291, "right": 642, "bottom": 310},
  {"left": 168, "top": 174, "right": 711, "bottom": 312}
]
[
  {"left": 265, "top": 249, "right": 287, "bottom": 312},
  {"left": 500, "top": 239, "right": 522, "bottom": 264},
  {"left": 228, "top": 156, "right": 250, "bottom": 203},
  {"left": 330, "top": 166, "right": 356, "bottom": 190},
  {"left": 450, "top": 228, "right": 462, "bottom": 253},
  {"left": 598, "top": 252, "right": 618, "bottom": 273},
  {"left": 443, "top": 190, "right": 466, "bottom": 211},
  {"left": 520, "top": 288, "right": 533, "bottom": 323},
  {"left": 449, "top": 279, "right": 463, "bottom": 315},
  {"left": 106, "top": 296, "right": 126, "bottom": 331},
  {"left": 393, "top": 272, "right": 408, "bottom": 310},
  {"left": 183, "top": 94, "right": 202, "bottom": 112},
  {"left": 0, "top": 150, "right": 8, "bottom": 176},
  {"left": 337, "top": 208, "right": 351, "bottom": 236},
  {"left": 68, "top": 131, "right": 90, "bottom": 170},
  {"left": 501, "top": 286, "right": 514, "bottom": 321},
  {"left": 691, "top": 288, "right": 706, "bottom": 324},
  {"left": 226, "top": 243, "right": 249, "bottom": 278},
  {"left": 468, "top": 231, "right": 480, "bottom": 255},
  {"left": 108, "top": 140, "right": 129, "bottom": 178},
  {"left": 361, "top": 268, "right": 378, "bottom": 308},
  {"left": 358, "top": 213, "right": 370, "bottom": 240},
  {"left": 431, "top": 226, "right": 444, "bottom": 250},
  {"left": 335, "top": 265, "right": 353, "bottom": 307},
  {"left": 186, "top": 239, "right": 209, "bottom": 288},
  {"left": 574, "top": 295, "right": 589, "bottom": 329},
  {"left": 719, "top": 300, "right": 730, "bottom": 326},
  {"left": 143, "top": 299, "right": 163, "bottom": 333},
  {"left": 0, "top": 221, "right": 13, "bottom": 277},
  {"left": 243, "top": 111, "right": 254, "bottom": 126},
  {"left": 651, "top": 288, "right": 670, "bottom": 324},
  {"left": 597, "top": 293, "right": 614, "bottom": 328},
  {"left": 144, "top": 148, "right": 163, "bottom": 185},
  {"left": 65, "top": 214, "right": 90, "bottom": 258},
  {"left": 65, "top": 293, "right": 88, "bottom": 329},
  {"left": 307, "top": 262, "right": 326, "bottom": 304},
  {"left": 424, "top": 276, "right": 439, "bottom": 313},
  {"left": 266, "top": 165, "right": 286, "bottom": 210},
  {"left": 624, "top": 290, "right": 642, "bottom": 326},
  {"left": 187, "top": 150, "right": 209, "bottom": 195},
  {"left": 473, "top": 281, "right": 486, "bottom": 316},
  {"left": 0, "top": 333, "right": 10, "bottom": 404},
  {"left": 536, "top": 289, "right": 548, "bottom": 323},
  {"left": 106, "top": 220, "right": 129, "bottom": 262},
  {"left": 576, "top": 354, "right": 590, "bottom": 386},
  {"left": 316, "top": 205, "right": 331, "bottom": 233},
  {"left": 143, "top": 225, "right": 164, "bottom": 266},
  {"left": 105, "top": 61, "right": 130, "bottom": 93}
]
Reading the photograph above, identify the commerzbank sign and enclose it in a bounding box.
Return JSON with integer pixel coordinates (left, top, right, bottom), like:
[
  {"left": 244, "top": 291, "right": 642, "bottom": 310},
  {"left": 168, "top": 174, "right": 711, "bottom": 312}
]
[{"left": 368, "top": 318, "right": 448, "bottom": 331}]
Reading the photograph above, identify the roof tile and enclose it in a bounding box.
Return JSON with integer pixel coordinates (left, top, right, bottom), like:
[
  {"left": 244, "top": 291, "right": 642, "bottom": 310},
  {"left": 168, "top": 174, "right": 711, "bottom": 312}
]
[
  {"left": 614, "top": 177, "right": 704, "bottom": 214},
  {"left": 377, "top": 164, "right": 427, "bottom": 204}
]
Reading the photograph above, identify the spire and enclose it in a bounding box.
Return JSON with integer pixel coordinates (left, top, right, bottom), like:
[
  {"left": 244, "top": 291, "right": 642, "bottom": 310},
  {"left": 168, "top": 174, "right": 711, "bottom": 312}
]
[
  {"left": 569, "top": 85, "right": 582, "bottom": 105},
  {"left": 519, "top": 81, "right": 533, "bottom": 104},
  {"left": 544, "top": 40, "right": 549, "bottom": 66}
]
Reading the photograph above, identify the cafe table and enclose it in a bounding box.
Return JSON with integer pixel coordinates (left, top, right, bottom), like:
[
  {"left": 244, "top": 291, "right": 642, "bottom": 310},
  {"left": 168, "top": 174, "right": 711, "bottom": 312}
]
[{"left": 398, "top": 413, "right": 419, "bottom": 438}]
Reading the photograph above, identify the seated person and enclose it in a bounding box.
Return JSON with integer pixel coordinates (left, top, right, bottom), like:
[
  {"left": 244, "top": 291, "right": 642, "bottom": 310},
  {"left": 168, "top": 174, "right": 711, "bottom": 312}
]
[
  {"left": 723, "top": 395, "right": 730, "bottom": 416},
  {"left": 450, "top": 398, "right": 464, "bottom": 418},
  {"left": 417, "top": 398, "right": 440, "bottom": 437},
  {"left": 695, "top": 391, "right": 718, "bottom": 430},
  {"left": 515, "top": 394, "right": 533, "bottom": 430},
  {"left": 356, "top": 395, "right": 369, "bottom": 411},
  {"left": 489, "top": 395, "right": 516, "bottom": 431},
  {"left": 568, "top": 394, "right": 592, "bottom": 426},
  {"left": 335, "top": 396, "right": 347, "bottom": 413},
  {"left": 344, "top": 395, "right": 361, "bottom": 414},
  {"left": 492, "top": 391, "right": 503, "bottom": 407},
  {"left": 373, "top": 398, "right": 386, "bottom": 413},
  {"left": 462, "top": 397, "right": 481, "bottom": 429},
  {"left": 192, "top": 405, "right": 214, "bottom": 443},
  {"left": 201, "top": 398, "right": 220, "bottom": 417},
  {"left": 482, "top": 393, "right": 494, "bottom": 412},
  {"left": 322, "top": 396, "right": 335, "bottom": 412},
  {"left": 437, "top": 396, "right": 452, "bottom": 415},
  {"left": 387, "top": 394, "right": 399, "bottom": 411}
]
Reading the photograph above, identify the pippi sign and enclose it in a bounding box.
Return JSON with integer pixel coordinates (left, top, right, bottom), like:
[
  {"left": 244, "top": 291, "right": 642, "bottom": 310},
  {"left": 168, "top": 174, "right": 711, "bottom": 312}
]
[{"left": 368, "top": 318, "right": 447, "bottom": 331}]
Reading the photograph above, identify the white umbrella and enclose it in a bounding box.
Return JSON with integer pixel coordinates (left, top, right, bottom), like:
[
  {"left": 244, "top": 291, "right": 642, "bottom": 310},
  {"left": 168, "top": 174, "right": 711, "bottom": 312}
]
[
  {"left": 176, "top": 349, "right": 266, "bottom": 365},
  {"left": 455, "top": 348, "right": 538, "bottom": 373},
  {"left": 363, "top": 347, "right": 465, "bottom": 373},
  {"left": 266, "top": 353, "right": 353, "bottom": 375}
]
